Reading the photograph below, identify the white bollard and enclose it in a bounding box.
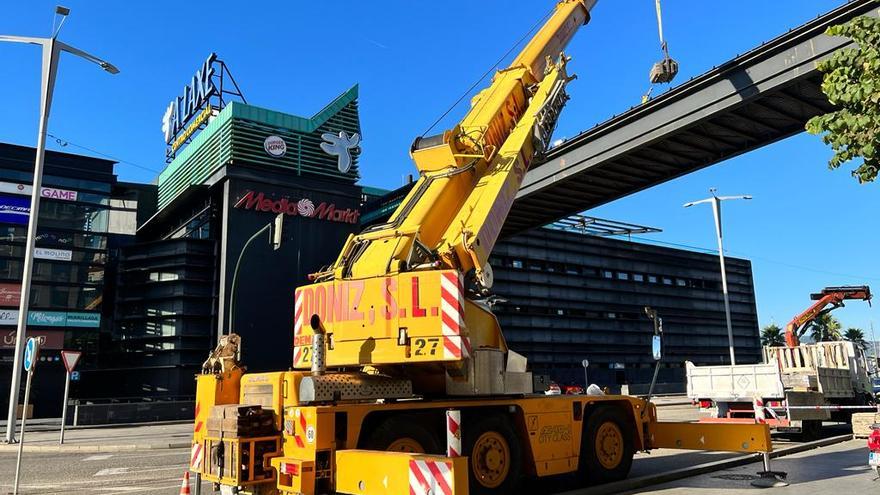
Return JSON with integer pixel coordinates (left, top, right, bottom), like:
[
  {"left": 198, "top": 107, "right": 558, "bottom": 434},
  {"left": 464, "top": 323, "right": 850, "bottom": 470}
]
[{"left": 446, "top": 409, "right": 461, "bottom": 458}]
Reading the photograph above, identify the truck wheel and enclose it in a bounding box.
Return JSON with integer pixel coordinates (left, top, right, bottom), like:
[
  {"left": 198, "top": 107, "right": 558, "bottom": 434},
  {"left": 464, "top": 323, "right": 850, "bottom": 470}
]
[
  {"left": 362, "top": 414, "right": 442, "bottom": 454},
  {"left": 464, "top": 415, "right": 523, "bottom": 495},
  {"left": 800, "top": 420, "right": 822, "bottom": 442},
  {"left": 578, "top": 406, "right": 634, "bottom": 485}
]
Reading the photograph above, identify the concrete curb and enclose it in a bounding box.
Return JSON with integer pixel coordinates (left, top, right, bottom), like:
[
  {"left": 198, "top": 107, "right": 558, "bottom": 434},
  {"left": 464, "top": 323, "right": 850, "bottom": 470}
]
[
  {"left": 557, "top": 434, "right": 854, "bottom": 495},
  {"left": 0, "top": 441, "right": 191, "bottom": 453}
]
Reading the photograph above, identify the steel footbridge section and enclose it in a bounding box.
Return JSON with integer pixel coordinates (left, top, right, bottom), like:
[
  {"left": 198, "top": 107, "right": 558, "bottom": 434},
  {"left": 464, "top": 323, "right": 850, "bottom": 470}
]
[{"left": 503, "top": 0, "right": 879, "bottom": 237}]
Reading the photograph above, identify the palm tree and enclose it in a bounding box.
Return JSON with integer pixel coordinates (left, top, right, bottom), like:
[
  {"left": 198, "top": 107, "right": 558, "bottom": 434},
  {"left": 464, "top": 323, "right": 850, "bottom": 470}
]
[
  {"left": 843, "top": 327, "right": 868, "bottom": 351},
  {"left": 807, "top": 313, "right": 842, "bottom": 342},
  {"left": 760, "top": 324, "right": 785, "bottom": 347}
]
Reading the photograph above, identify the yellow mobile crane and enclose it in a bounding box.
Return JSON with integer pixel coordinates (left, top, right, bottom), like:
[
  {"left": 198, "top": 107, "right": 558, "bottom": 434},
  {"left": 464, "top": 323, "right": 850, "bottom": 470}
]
[{"left": 193, "top": 2, "right": 774, "bottom": 494}]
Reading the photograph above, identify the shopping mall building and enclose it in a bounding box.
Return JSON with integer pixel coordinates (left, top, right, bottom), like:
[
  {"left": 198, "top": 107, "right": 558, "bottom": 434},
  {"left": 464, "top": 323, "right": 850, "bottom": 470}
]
[{"left": 0, "top": 57, "right": 760, "bottom": 418}]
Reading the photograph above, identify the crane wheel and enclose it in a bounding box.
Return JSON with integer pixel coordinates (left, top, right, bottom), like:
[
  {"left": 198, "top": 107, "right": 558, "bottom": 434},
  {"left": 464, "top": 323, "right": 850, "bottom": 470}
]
[
  {"left": 464, "top": 414, "right": 523, "bottom": 495},
  {"left": 361, "top": 414, "right": 442, "bottom": 454},
  {"left": 578, "top": 406, "right": 634, "bottom": 485}
]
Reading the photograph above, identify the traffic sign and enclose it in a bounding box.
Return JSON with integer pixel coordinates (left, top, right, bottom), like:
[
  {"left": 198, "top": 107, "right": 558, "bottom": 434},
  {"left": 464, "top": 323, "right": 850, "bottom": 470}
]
[
  {"left": 61, "top": 350, "right": 82, "bottom": 373},
  {"left": 23, "top": 337, "right": 40, "bottom": 372},
  {"left": 70, "top": 371, "right": 80, "bottom": 382},
  {"left": 581, "top": 359, "right": 589, "bottom": 368}
]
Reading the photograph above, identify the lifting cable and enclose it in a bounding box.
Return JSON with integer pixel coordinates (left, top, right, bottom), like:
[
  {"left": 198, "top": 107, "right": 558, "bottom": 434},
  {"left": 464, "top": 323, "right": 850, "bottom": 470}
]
[
  {"left": 642, "top": 0, "right": 679, "bottom": 103},
  {"left": 420, "top": 6, "right": 556, "bottom": 138}
]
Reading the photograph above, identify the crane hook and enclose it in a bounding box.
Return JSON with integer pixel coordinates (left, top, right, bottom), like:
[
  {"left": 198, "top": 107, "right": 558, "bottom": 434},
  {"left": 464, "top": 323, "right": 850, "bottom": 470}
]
[{"left": 648, "top": 0, "right": 679, "bottom": 85}]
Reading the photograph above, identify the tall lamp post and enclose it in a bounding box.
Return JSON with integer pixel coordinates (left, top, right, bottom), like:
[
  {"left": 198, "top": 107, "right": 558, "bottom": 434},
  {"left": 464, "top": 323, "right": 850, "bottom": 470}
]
[
  {"left": 227, "top": 213, "right": 284, "bottom": 336},
  {"left": 2, "top": 6, "right": 118, "bottom": 444},
  {"left": 684, "top": 188, "right": 751, "bottom": 366}
]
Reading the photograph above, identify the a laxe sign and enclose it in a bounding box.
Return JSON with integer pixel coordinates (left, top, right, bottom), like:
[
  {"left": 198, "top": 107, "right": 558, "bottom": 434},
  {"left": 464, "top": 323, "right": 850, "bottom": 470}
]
[
  {"left": 235, "top": 190, "right": 359, "bottom": 224},
  {"left": 162, "top": 53, "right": 217, "bottom": 146}
]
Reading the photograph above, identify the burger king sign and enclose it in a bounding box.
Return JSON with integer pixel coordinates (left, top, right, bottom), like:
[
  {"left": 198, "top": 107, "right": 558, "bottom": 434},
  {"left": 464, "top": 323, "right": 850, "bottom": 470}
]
[{"left": 263, "top": 135, "right": 287, "bottom": 158}]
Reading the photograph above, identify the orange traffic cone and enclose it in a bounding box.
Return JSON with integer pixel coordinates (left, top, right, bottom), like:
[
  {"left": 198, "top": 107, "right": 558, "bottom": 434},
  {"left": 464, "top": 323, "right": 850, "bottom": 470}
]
[{"left": 179, "top": 471, "right": 191, "bottom": 495}]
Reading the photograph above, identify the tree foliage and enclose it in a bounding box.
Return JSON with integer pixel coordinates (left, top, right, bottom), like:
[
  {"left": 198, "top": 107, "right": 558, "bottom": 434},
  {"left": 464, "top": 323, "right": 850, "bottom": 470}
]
[
  {"left": 807, "top": 313, "right": 842, "bottom": 342},
  {"left": 843, "top": 327, "right": 868, "bottom": 350},
  {"left": 760, "top": 323, "right": 785, "bottom": 347},
  {"left": 806, "top": 13, "right": 880, "bottom": 183}
]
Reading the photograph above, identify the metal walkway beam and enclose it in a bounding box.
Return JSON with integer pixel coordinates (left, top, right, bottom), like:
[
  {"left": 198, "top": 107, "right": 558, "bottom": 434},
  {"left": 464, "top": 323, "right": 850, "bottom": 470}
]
[{"left": 504, "top": 0, "right": 878, "bottom": 236}]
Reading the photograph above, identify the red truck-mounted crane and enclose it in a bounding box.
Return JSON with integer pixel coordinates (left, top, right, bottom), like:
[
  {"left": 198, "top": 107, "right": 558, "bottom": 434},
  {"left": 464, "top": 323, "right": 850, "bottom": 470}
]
[{"left": 784, "top": 286, "right": 872, "bottom": 347}]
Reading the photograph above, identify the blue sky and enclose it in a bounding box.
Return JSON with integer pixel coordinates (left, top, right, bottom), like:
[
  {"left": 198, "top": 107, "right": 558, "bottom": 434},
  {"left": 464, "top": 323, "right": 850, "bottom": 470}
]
[{"left": 1, "top": 1, "right": 877, "bottom": 335}]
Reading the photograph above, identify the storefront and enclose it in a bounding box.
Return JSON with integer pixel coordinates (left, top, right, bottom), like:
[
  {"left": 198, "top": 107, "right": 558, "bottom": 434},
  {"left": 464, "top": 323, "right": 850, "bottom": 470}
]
[{"left": 0, "top": 142, "right": 116, "bottom": 417}]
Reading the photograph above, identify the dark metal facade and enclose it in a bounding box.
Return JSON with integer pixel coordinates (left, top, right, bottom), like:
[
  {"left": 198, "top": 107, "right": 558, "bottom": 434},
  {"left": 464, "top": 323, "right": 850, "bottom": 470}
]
[
  {"left": 98, "top": 238, "right": 218, "bottom": 397},
  {"left": 504, "top": 0, "right": 878, "bottom": 236},
  {"left": 490, "top": 228, "right": 761, "bottom": 388}
]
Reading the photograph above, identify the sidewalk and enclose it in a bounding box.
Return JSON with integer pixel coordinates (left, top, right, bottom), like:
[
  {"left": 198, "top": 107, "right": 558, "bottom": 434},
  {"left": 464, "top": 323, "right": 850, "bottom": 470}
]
[{"left": 0, "top": 421, "right": 193, "bottom": 452}]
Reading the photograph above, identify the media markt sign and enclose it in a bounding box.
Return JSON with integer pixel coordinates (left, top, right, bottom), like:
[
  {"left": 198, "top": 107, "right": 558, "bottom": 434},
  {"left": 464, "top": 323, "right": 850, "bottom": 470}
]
[{"left": 234, "top": 190, "right": 359, "bottom": 224}]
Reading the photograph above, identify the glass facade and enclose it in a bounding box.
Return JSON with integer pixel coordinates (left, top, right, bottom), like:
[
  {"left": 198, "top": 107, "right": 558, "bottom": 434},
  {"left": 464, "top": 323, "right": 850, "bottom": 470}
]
[{"left": 0, "top": 142, "right": 117, "bottom": 418}]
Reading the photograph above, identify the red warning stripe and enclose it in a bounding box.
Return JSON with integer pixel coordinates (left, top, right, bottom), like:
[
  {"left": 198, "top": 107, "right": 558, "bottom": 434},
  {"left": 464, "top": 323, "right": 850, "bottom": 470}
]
[
  {"left": 426, "top": 461, "right": 452, "bottom": 495},
  {"left": 443, "top": 337, "right": 461, "bottom": 358},
  {"left": 409, "top": 460, "right": 431, "bottom": 492},
  {"left": 190, "top": 443, "right": 203, "bottom": 469},
  {"left": 194, "top": 402, "right": 203, "bottom": 433}
]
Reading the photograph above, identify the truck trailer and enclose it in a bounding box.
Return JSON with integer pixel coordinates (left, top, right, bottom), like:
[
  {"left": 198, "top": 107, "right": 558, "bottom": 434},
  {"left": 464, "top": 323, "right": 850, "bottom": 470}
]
[{"left": 687, "top": 340, "right": 874, "bottom": 439}]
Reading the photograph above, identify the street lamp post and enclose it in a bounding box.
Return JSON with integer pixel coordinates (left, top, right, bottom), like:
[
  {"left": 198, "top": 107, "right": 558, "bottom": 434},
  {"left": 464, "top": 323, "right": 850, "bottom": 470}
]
[
  {"left": 2, "top": 6, "right": 118, "bottom": 444},
  {"left": 227, "top": 213, "right": 284, "bottom": 336},
  {"left": 684, "top": 188, "right": 751, "bottom": 366}
]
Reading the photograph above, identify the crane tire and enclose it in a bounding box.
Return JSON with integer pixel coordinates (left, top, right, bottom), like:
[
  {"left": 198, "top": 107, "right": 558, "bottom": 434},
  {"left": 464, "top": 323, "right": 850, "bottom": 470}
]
[
  {"left": 578, "top": 406, "right": 634, "bottom": 485},
  {"left": 464, "top": 414, "right": 523, "bottom": 495},
  {"left": 361, "top": 414, "right": 442, "bottom": 454}
]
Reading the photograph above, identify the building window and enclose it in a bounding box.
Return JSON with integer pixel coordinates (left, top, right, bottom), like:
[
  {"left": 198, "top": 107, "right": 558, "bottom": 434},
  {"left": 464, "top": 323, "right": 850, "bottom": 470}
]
[
  {"left": 617, "top": 272, "right": 629, "bottom": 281},
  {"left": 607, "top": 312, "right": 617, "bottom": 319},
  {"left": 38, "top": 201, "right": 110, "bottom": 233},
  {"left": 648, "top": 275, "right": 658, "bottom": 283},
  {"left": 633, "top": 273, "right": 644, "bottom": 282},
  {"left": 662, "top": 277, "right": 672, "bottom": 285},
  {"left": 676, "top": 278, "right": 687, "bottom": 287},
  {"left": 602, "top": 270, "right": 613, "bottom": 279},
  {"left": 512, "top": 260, "right": 523, "bottom": 269},
  {"left": 556, "top": 309, "right": 564, "bottom": 315}
]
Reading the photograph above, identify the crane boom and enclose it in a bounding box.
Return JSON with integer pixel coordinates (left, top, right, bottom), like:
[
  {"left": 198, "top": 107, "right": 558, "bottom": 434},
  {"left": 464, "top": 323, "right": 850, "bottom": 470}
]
[
  {"left": 293, "top": 1, "right": 595, "bottom": 390},
  {"left": 784, "top": 285, "right": 871, "bottom": 347}
]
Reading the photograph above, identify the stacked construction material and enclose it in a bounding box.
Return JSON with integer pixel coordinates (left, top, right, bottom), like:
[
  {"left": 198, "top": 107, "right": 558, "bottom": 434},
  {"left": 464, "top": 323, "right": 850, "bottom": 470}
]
[
  {"left": 852, "top": 412, "right": 880, "bottom": 438},
  {"left": 207, "top": 404, "right": 276, "bottom": 438}
]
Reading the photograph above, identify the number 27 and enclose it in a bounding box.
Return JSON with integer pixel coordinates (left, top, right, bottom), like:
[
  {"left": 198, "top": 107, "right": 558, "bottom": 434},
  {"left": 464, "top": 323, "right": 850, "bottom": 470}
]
[{"left": 413, "top": 338, "right": 439, "bottom": 356}]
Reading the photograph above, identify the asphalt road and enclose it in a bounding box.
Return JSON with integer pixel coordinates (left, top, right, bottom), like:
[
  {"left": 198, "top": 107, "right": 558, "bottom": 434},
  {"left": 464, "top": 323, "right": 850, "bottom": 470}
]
[
  {"left": 0, "top": 448, "right": 205, "bottom": 495},
  {"left": 0, "top": 401, "right": 858, "bottom": 494}
]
